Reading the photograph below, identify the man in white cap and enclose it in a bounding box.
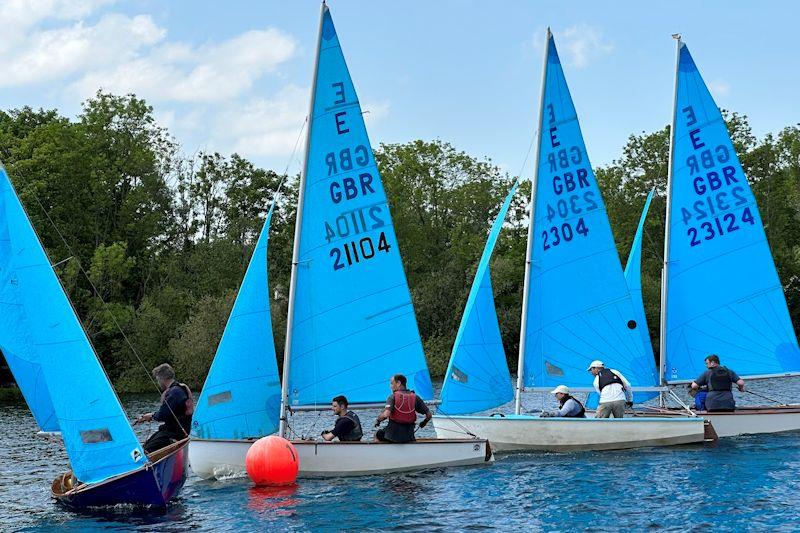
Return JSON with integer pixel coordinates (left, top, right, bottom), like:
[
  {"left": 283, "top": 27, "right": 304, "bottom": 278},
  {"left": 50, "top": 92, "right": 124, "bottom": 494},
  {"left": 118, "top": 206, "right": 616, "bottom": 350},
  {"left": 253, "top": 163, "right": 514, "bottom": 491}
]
[
  {"left": 588, "top": 360, "right": 633, "bottom": 418},
  {"left": 540, "top": 385, "right": 586, "bottom": 418}
]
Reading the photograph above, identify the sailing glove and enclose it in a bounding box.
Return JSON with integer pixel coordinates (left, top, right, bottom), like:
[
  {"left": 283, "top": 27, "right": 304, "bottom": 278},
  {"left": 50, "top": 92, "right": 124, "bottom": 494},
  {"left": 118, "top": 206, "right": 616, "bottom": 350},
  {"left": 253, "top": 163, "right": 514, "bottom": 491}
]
[
  {"left": 625, "top": 401, "right": 634, "bottom": 408},
  {"left": 418, "top": 418, "right": 429, "bottom": 429}
]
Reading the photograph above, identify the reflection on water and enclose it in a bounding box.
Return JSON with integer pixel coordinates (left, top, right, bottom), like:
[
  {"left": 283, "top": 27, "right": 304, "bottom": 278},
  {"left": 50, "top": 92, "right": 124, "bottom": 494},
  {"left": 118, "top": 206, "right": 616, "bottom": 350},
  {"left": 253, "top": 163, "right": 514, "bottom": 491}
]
[{"left": 2, "top": 379, "right": 800, "bottom": 530}]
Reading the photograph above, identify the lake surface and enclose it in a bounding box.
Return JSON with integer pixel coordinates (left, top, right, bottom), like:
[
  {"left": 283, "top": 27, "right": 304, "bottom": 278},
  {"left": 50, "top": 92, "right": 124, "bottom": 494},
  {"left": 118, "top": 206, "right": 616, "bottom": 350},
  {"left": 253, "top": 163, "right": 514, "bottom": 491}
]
[{"left": 3, "top": 380, "right": 800, "bottom": 531}]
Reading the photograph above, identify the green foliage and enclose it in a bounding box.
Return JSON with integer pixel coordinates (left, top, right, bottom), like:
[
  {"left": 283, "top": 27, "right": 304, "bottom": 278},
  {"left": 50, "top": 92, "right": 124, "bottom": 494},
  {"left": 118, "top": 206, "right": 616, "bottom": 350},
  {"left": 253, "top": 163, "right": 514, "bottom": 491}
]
[{"left": 2, "top": 93, "right": 800, "bottom": 393}]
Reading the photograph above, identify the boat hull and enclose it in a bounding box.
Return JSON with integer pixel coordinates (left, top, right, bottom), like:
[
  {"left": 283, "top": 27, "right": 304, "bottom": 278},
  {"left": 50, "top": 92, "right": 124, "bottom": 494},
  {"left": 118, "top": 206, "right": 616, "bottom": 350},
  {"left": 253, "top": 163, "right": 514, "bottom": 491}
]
[
  {"left": 189, "top": 437, "right": 492, "bottom": 480},
  {"left": 432, "top": 415, "right": 707, "bottom": 452},
  {"left": 51, "top": 439, "right": 189, "bottom": 509},
  {"left": 658, "top": 406, "right": 800, "bottom": 438}
]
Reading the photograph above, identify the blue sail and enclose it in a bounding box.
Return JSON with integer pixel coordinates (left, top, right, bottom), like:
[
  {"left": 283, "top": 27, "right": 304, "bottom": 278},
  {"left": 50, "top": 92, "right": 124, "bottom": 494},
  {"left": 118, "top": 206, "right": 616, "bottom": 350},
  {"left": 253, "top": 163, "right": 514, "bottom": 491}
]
[
  {"left": 522, "top": 35, "right": 656, "bottom": 391},
  {"left": 624, "top": 189, "right": 656, "bottom": 364},
  {"left": 0, "top": 180, "right": 58, "bottom": 432},
  {"left": 0, "top": 167, "right": 146, "bottom": 484},
  {"left": 664, "top": 43, "right": 800, "bottom": 382},
  {"left": 192, "top": 201, "right": 281, "bottom": 440},
  {"left": 439, "top": 181, "right": 519, "bottom": 415},
  {"left": 287, "top": 5, "right": 433, "bottom": 406}
]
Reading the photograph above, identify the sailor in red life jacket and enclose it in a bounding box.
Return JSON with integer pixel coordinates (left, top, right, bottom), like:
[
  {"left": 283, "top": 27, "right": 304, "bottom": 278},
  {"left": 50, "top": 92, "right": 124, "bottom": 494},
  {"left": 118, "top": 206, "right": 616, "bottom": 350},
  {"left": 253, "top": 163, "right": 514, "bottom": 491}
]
[
  {"left": 374, "top": 373, "right": 432, "bottom": 443},
  {"left": 587, "top": 360, "right": 633, "bottom": 418}
]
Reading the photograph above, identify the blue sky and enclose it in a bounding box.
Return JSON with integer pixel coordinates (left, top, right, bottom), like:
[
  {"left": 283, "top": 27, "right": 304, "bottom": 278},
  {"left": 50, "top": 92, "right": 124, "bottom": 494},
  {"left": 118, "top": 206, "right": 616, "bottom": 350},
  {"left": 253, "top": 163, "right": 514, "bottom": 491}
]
[{"left": 2, "top": 1, "right": 798, "bottom": 178}]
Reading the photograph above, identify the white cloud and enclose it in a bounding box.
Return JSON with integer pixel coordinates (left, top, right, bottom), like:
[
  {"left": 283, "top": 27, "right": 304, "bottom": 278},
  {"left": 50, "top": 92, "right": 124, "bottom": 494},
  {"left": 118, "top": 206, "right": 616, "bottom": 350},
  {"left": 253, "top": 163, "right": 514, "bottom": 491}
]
[
  {"left": 708, "top": 79, "right": 731, "bottom": 97},
  {"left": 530, "top": 24, "right": 613, "bottom": 69},
  {"left": 361, "top": 100, "right": 390, "bottom": 125}
]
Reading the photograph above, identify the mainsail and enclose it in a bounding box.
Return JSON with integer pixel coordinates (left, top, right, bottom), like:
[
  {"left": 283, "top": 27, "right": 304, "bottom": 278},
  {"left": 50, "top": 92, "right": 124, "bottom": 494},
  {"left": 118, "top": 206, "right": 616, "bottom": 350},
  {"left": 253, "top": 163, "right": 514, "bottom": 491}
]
[
  {"left": 192, "top": 200, "right": 281, "bottom": 440},
  {"left": 520, "top": 33, "right": 655, "bottom": 392},
  {"left": 663, "top": 42, "right": 800, "bottom": 382},
  {"left": 439, "top": 181, "right": 519, "bottom": 415},
  {"left": 285, "top": 5, "right": 433, "bottom": 408},
  {"left": 0, "top": 167, "right": 146, "bottom": 484}
]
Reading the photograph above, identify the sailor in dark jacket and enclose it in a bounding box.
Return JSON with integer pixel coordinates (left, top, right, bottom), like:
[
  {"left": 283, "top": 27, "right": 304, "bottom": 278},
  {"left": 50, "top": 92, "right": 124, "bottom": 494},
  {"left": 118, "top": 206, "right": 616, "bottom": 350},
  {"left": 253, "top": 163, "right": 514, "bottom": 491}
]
[
  {"left": 540, "top": 385, "right": 586, "bottom": 418},
  {"left": 690, "top": 354, "right": 745, "bottom": 411},
  {"left": 322, "top": 395, "right": 363, "bottom": 441},
  {"left": 135, "top": 364, "right": 193, "bottom": 453}
]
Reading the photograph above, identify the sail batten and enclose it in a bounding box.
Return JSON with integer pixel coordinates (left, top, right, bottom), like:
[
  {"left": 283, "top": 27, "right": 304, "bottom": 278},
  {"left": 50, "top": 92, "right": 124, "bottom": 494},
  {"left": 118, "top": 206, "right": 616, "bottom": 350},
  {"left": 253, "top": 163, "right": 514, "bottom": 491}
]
[
  {"left": 0, "top": 167, "right": 146, "bottom": 484},
  {"left": 284, "top": 5, "right": 432, "bottom": 408},
  {"left": 663, "top": 43, "right": 800, "bottom": 383},
  {"left": 520, "top": 35, "right": 657, "bottom": 392}
]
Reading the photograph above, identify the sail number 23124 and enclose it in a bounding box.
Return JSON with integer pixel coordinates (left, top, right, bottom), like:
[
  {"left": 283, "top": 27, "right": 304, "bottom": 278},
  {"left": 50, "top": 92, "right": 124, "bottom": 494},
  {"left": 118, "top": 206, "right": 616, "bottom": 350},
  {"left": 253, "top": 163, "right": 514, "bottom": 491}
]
[{"left": 330, "top": 232, "right": 392, "bottom": 270}]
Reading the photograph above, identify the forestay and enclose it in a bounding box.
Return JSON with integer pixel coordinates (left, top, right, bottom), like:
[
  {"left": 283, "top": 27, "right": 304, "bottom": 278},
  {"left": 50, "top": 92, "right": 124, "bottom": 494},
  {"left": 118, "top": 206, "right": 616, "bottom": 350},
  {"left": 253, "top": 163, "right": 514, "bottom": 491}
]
[
  {"left": 664, "top": 43, "right": 800, "bottom": 382},
  {"left": 0, "top": 167, "right": 146, "bottom": 484},
  {"left": 439, "top": 181, "right": 519, "bottom": 415},
  {"left": 287, "top": 6, "right": 433, "bottom": 406},
  {"left": 522, "top": 35, "right": 655, "bottom": 391},
  {"left": 192, "top": 200, "right": 281, "bottom": 439}
]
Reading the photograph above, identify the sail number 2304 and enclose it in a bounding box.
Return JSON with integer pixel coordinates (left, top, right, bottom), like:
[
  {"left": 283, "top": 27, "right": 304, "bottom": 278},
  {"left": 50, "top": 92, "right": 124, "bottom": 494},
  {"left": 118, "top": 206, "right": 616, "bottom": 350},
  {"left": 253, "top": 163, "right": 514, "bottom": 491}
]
[
  {"left": 542, "top": 218, "right": 589, "bottom": 250},
  {"left": 330, "top": 232, "right": 392, "bottom": 270}
]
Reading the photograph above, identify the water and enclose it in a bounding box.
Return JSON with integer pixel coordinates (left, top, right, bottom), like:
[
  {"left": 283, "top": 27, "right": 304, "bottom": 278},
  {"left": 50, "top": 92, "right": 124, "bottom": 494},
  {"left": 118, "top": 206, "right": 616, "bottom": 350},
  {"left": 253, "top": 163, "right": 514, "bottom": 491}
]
[{"left": 3, "top": 382, "right": 800, "bottom": 531}]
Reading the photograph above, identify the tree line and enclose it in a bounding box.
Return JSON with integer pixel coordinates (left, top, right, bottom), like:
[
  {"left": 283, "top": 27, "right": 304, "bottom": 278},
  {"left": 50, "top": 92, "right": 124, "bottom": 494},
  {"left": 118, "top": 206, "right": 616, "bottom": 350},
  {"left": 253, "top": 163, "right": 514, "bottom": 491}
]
[{"left": 1, "top": 93, "right": 798, "bottom": 392}]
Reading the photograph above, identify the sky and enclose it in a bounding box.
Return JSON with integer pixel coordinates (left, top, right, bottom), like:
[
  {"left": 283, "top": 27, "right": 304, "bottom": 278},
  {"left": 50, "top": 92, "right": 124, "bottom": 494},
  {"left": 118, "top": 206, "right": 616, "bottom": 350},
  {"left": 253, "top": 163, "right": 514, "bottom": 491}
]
[{"left": 1, "top": 0, "right": 798, "bottom": 179}]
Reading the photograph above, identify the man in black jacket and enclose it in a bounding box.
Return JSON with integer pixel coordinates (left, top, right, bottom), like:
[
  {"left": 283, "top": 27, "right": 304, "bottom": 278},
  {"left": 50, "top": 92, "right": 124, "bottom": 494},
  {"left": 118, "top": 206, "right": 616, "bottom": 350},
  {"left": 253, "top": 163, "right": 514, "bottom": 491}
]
[{"left": 136, "top": 364, "right": 193, "bottom": 453}]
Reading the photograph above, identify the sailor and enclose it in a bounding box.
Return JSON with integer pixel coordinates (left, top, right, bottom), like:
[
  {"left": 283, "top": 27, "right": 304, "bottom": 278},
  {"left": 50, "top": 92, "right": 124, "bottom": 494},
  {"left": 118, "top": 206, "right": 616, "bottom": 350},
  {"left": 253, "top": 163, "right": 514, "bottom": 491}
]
[
  {"left": 374, "top": 374, "right": 431, "bottom": 443},
  {"left": 540, "top": 385, "right": 586, "bottom": 418},
  {"left": 588, "top": 360, "right": 633, "bottom": 418},
  {"left": 688, "top": 384, "right": 709, "bottom": 411},
  {"left": 135, "top": 363, "right": 194, "bottom": 453},
  {"left": 321, "top": 395, "right": 363, "bottom": 441},
  {"left": 690, "top": 354, "right": 744, "bottom": 412}
]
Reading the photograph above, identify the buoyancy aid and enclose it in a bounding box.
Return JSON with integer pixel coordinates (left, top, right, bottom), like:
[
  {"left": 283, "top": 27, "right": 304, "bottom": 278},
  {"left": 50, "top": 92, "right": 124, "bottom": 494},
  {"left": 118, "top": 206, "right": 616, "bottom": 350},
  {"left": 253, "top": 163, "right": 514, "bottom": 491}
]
[
  {"left": 389, "top": 390, "right": 417, "bottom": 424},
  {"left": 559, "top": 394, "right": 586, "bottom": 418},
  {"left": 708, "top": 366, "right": 733, "bottom": 392},
  {"left": 597, "top": 368, "right": 624, "bottom": 391},
  {"left": 339, "top": 411, "right": 363, "bottom": 441}
]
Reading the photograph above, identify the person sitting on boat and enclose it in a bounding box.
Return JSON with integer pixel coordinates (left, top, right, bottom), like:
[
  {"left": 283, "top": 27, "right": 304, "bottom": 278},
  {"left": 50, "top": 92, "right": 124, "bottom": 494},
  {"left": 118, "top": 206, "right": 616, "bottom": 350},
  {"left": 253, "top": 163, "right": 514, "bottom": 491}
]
[
  {"left": 135, "top": 363, "right": 194, "bottom": 453},
  {"left": 540, "top": 385, "right": 586, "bottom": 418},
  {"left": 321, "top": 395, "right": 363, "bottom": 441},
  {"left": 374, "top": 374, "right": 431, "bottom": 443},
  {"left": 588, "top": 360, "right": 633, "bottom": 418},
  {"left": 690, "top": 354, "right": 744, "bottom": 412}
]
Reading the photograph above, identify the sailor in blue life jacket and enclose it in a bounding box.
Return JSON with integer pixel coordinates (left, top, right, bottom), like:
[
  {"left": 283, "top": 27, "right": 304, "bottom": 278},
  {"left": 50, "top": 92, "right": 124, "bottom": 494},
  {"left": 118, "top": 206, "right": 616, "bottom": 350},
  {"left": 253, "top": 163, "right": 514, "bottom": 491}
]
[
  {"left": 321, "top": 394, "right": 363, "bottom": 441},
  {"left": 374, "top": 373, "right": 432, "bottom": 443},
  {"left": 588, "top": 360, "right": 633, "bottom": 418},
  {"left": 539, "top": 385, "right": 586, "bottom": 418},
  {"left": 690, "top": 354, "right": 745, "bottom": 412},
  {"left": 135, "top": 363, "right": 194, "bottom": 453}
]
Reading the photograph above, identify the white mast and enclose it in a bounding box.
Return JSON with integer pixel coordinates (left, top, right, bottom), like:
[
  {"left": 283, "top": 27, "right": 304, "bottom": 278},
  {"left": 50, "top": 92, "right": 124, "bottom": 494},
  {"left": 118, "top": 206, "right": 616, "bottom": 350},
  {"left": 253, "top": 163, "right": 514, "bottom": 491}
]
[
  {"left": 515, "top": 27, "right": 550, "bottom": 415},
  {"left": 659, "top": 34, "right": 682, "bottom": 399},
  {"left": 278, "top": 2, "right": 326, "bottom": 437}
]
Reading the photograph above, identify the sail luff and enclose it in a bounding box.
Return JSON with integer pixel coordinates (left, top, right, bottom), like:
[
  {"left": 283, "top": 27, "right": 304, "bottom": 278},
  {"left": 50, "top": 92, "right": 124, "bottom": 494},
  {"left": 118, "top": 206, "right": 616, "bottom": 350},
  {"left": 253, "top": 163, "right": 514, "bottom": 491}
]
[
  {"left": 515, "top": 27, "right": 551, "bottom": 415},
  {"left": 660, "top": 36, "right": 682, "bottom": 389},
  {"left": 278, "top": 2, "right": 326, "bottom": 438}
]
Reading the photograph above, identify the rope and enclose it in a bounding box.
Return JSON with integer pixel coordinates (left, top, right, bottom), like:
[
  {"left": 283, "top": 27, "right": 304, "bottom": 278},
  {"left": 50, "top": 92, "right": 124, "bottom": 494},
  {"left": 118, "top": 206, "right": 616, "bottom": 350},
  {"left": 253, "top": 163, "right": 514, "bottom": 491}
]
[
  {"left": 433, "top": 407, "right": 478, "bottom": 438},
  {"left": 743, "top": 389, "right": 787, "bottom": 406}
]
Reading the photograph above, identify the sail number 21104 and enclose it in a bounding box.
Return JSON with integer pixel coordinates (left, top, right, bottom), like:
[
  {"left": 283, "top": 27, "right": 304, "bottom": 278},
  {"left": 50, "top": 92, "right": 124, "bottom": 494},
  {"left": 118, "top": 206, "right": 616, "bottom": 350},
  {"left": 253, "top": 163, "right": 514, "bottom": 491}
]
[{"left": 330, "top": 232, "right": 392, "bottom": 270}]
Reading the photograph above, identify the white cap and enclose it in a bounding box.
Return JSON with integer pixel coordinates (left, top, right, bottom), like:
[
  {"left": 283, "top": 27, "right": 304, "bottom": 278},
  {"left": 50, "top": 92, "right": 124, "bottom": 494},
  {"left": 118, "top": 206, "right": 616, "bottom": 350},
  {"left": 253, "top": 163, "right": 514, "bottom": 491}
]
[
  {"left": 550, "top": 385, "right": 570, "bottom": 395},
  {"left": 587, "top": 360, "right": 605, "bottom": 371}
]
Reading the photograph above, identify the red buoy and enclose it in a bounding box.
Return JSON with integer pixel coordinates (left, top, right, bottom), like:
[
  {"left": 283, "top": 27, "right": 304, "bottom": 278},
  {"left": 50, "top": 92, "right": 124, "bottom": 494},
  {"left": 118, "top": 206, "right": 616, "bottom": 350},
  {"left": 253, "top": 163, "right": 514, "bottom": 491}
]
[{"left": 245, "top": 436, "right": 299, "bottom": 486}]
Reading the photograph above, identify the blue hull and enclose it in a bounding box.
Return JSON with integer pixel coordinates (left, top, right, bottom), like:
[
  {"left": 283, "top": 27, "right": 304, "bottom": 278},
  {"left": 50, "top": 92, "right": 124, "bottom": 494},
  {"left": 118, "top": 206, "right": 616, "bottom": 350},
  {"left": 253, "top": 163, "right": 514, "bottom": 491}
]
[{"left": 52, "top": 439, "right": 188, "bottom": 509}]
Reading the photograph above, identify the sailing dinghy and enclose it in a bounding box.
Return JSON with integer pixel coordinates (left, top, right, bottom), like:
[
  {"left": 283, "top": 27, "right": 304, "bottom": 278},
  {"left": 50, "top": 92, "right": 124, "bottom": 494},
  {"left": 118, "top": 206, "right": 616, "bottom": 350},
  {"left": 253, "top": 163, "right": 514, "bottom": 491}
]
[
  {"left": 189, "top": 2, "right": 490, "bottom": 480},
  {"left": 0, "top": 166, "right": 187, "bottom": 508},
  {"left": 656, "top": 38, "right": 800, "bottom": 437},
  {"left": 433, "top": 30, "right": 708, "bottom": 452}
]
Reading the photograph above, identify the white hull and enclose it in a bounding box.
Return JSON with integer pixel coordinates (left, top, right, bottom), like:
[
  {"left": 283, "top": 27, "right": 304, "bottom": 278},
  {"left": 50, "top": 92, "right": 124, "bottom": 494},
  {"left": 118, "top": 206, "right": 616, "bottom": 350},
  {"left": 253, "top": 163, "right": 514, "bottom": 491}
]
[
  {"left": 189, "top": 437, "right": 492, "bottom": 480},
  {"left": 432, "top": 415, "right": 707, "bottom": 453},
  {"left": 663, "top": 406, "right": 800, "bottom": 438}
]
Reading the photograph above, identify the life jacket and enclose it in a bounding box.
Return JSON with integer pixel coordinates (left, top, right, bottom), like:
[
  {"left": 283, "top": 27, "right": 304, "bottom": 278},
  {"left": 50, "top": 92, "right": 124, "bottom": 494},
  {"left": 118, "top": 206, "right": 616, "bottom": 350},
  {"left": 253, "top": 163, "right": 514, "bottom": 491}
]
[
  {"left": 559, "top": 394, "right": 586, "bottom": 418},
  {"left": 339, "top": 411, "right": 363, "bottom": 441},
  {"left": 597, "top": 368, "right": 625, "bottom": 391},
  {"left": 160, "top": 382, "right": 193, "bottom": 433},
  {"left": 179, "top": 383, "right": 195, "bottom": 417},
  {"left": 389, "top": 390, "right": 418, "bottom": 424},
  {"left": 708, "top": 366, "right": 733, "bottom": 392}
]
